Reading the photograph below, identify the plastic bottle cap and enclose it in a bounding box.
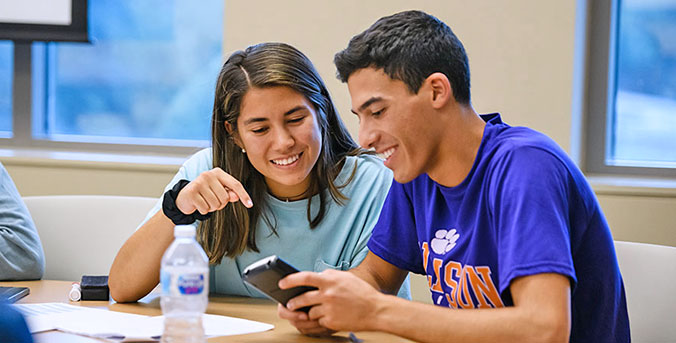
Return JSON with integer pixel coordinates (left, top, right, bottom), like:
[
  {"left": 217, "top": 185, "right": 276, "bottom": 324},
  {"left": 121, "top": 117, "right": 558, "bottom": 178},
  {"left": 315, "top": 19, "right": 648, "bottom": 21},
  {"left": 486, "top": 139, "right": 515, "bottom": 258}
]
[{"left": 174, "top": 225, "right": 196, "bottom": 237}]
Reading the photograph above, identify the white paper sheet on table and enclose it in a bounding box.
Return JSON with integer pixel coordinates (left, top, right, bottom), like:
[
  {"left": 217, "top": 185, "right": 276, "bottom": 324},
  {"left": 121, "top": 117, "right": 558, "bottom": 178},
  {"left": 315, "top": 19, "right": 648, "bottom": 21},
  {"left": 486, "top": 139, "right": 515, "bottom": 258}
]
[{"left": 14, "top": 302, "right": 274, "bottom": 342}]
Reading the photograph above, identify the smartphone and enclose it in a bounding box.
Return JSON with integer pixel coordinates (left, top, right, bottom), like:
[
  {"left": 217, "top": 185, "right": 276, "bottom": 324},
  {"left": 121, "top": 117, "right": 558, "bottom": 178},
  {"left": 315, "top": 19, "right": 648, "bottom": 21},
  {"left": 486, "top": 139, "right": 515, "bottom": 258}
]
[
  {"left": 0, "top": 286, "right": 30, "bottom": 303},
  {"left": 242, "top": 255, "right": 317, "bottom": 312}
]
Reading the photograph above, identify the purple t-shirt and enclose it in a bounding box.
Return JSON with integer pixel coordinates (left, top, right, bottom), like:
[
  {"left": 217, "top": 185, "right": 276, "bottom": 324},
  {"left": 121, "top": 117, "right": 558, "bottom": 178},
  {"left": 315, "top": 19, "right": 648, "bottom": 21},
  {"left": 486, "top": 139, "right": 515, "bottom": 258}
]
[{"left": 368, "top": 114, "right": 629, "bottom": 342}]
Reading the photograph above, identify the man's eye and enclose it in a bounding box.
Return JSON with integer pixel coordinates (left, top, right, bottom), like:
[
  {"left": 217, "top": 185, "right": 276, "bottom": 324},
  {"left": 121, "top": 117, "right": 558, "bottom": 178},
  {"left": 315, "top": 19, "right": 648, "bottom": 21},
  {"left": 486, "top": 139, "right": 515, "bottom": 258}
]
[{"left": 372, "top": 109, "right": 384, "bottom": 117}]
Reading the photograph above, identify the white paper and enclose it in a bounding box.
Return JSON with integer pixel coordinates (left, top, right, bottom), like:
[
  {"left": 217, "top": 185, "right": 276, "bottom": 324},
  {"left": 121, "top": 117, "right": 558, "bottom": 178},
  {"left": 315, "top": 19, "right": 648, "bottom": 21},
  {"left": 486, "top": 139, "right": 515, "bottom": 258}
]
[
  {"left": 149, "top": 314, "right": 275, "bottom": 338},
  {"left": 14, "top": 302, "right": 274, "bottom": 341},
  {"left": 14, "top": 303, "right": 90, "bottom": 333},
  {"left": 51, "top": 308, "right": 161, "bottom": 342}
]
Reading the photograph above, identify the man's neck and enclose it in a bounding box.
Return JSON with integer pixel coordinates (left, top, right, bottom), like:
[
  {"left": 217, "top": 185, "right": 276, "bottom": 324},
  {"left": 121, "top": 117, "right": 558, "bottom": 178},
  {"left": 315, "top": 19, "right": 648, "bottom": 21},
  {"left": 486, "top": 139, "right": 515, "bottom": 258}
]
[{"left": 426, "top": 106, "right": 486, "bottom": 187}]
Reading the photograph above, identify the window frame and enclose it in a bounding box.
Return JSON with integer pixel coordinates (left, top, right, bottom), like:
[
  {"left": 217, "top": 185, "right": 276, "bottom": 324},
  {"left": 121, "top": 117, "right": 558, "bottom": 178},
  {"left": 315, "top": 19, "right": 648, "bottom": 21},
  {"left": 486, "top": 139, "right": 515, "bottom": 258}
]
[
  {"left": 1, "top": 42, "right": 209, "bottom": 156},
  {"left": 584, "top": 0, "right": 676, "bottom": 177}
]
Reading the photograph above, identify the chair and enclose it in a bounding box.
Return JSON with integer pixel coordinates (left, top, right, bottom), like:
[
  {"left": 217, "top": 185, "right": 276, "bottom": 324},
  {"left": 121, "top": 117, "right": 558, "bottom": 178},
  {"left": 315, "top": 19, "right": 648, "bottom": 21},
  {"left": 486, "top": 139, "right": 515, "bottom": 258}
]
[
  {"left": 410, "top": 273, "right": 433, "bottom": 304},
  {"left": 22, "top": 195, "right": 158, "bottom": 281},
  {"left": 614, "top": 241, "right": 676, "bottom": 342}
]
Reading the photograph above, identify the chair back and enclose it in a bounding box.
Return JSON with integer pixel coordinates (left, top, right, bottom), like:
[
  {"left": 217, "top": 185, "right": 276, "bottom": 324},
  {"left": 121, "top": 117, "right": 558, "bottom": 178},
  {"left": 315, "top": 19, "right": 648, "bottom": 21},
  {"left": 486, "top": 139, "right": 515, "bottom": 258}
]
[
  {"left": 615, "top": 240, "right": 676, "bottom": 342},
  {"left": 23, "top": 195, "right": 158, "bottom": 281}
]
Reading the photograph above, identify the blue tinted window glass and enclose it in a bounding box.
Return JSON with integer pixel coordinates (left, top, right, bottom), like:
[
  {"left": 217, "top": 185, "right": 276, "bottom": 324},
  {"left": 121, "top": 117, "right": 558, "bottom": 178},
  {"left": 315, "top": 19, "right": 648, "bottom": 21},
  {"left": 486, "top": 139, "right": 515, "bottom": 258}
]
[
  {"left": 42, "top": 1, "right": 222, "bottom": 143},
  {"left": 612, "top": 0, "right": 676, "bottom": 166},
  {"left": 0, "top": 41, "right": 12, "bottom": 134}
]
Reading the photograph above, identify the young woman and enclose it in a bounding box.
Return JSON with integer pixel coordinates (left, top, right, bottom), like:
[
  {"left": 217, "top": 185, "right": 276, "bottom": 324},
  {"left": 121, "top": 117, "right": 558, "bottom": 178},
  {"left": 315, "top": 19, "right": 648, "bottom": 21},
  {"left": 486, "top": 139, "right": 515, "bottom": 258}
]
[{"left": 109, "top": 42, "right": 408, "bottom": 302}]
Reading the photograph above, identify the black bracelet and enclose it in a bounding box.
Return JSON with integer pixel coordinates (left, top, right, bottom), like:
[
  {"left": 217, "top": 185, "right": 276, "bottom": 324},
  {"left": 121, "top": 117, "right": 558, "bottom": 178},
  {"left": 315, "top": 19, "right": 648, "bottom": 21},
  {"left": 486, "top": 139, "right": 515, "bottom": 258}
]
[{"left": 162, "top": 179, "right": 213, "bottom": 225}]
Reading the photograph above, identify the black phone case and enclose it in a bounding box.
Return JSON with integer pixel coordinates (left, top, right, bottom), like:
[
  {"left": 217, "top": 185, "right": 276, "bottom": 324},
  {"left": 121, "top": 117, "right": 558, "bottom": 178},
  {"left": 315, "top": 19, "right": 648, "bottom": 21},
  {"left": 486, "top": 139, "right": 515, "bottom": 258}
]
[{"left": 242, "top": 256, "right": 316, "bottom": 313}]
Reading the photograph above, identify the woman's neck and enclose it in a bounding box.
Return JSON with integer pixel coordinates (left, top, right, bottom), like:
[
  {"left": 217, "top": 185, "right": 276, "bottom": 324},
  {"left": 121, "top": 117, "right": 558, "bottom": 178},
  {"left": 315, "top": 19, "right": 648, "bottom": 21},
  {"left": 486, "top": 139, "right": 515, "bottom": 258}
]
[
  {"left": 274, "top": 190, "right": 308, "bottom": 202},
  {"left": 266, "top": 176, "right": 314, "bottom": 202}
]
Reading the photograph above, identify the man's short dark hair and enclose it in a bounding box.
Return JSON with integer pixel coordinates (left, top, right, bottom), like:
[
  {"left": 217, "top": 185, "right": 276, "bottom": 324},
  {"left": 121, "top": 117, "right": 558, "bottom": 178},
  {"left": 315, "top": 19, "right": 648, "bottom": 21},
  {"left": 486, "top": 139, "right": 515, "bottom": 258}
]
[{"left": 334, "top": 10, "right": 471, "bottom": 104}]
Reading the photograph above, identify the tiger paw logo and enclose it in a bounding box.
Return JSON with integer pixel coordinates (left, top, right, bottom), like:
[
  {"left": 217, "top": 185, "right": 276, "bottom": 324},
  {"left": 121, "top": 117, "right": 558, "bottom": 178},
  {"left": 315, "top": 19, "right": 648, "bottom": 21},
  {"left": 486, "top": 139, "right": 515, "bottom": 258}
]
[{"left": 430, "top": 228, "right": 460, "bottom": 255}]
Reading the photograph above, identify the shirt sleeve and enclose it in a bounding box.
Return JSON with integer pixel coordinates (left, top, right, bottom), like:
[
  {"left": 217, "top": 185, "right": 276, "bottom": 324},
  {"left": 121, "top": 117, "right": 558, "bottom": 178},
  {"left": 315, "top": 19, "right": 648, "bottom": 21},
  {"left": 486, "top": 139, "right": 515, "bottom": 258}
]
[
  {"left": 0, "top": 164, "right": 45, "bottom": 280},
  {"left": 488, "top": 146, "right": 577, "bottom": 293},
  {"left": 0, "top": 303, "right": 32, "bottom": 342},
  {"left": 348, "top": 159, "right": 393, "bottom": 268},
  {"left": 367, "top": 180, "right": 424, "bottom": 274}
]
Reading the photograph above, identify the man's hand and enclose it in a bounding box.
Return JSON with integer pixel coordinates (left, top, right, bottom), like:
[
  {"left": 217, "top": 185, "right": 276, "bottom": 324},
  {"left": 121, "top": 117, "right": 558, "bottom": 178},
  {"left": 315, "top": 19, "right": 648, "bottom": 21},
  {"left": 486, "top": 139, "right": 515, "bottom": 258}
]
[
  {"left": 277, "top": 269, "right": 385, "bottom": 334},
  {"left": 277, "top": 304, "right": 336, "bottom": 336}
]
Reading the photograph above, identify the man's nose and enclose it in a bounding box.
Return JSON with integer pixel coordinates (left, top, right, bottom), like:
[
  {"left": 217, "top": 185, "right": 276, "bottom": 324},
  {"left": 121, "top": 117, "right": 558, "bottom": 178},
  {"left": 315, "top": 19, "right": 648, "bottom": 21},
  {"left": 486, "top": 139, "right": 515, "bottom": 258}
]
[{"left": 358, "top": 122, "right": 377, "bottom": 149}]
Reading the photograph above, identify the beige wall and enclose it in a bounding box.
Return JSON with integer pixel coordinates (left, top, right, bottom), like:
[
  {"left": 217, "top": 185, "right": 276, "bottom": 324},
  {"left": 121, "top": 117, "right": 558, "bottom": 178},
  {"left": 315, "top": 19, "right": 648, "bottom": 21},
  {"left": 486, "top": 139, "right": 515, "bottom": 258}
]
[
  {"left": 4, "top": 161, "right": 173, "bottom": 198},
  {"left": 2, "top": 1, "right": 674, "bottom": 246},
  {"left": 224, "top": 1, "right": 578, "bottom": 150}
]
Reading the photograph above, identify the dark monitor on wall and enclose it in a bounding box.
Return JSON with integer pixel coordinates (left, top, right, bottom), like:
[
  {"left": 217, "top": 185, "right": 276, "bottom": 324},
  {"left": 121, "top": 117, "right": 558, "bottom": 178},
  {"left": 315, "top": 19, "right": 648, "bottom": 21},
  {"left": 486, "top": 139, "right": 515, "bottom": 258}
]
[{"left": 0, "top": 0, "right": 88, "bottom": 42}]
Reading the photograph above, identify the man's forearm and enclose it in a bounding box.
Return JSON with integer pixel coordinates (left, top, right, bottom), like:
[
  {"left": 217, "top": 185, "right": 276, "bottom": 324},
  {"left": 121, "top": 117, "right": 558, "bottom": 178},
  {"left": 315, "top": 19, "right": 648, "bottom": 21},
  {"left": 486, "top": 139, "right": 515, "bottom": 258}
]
[
  {"left": 348, "top": 264, "right": 385, "bottom": 291},
  {"left": 368, "top": 293, "right": 568, "bottom": 343},
  {"left": 365, "top": 273, "right": 571, "bottom": 343},
  {"left": 348, "top": 253, "right": 406, "bottom": 294}
]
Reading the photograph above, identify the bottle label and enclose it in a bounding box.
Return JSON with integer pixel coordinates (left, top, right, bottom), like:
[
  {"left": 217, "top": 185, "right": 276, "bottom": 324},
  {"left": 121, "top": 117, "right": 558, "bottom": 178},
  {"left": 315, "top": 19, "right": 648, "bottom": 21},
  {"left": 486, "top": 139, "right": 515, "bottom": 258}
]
[
  {"left": 177, "top": 274, "right": 204, "bottom": 295},
  {"left": 161, "top": 269, "right": 208, "bottom": 296}
]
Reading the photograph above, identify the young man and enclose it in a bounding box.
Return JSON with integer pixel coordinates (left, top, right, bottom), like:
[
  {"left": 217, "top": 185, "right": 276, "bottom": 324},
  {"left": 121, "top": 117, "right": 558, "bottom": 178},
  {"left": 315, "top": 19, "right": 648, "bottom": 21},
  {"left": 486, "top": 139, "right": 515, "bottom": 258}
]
[{"left": 278, "top": 10, "right": 629, "bottom": 342}]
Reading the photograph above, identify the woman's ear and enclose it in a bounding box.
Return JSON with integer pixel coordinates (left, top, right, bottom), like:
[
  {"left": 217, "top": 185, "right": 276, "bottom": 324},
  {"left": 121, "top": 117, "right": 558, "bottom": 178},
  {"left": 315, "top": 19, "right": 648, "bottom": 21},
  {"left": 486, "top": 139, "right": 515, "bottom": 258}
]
[
  {"left": 426, "top": 72, "right": 453, "bottom": 109},
  {"left": 225, "top": 122, "right": 244, "bottom": 149},
  {"left": 224, "top": 121, "right": 234, "bottom": 134}
]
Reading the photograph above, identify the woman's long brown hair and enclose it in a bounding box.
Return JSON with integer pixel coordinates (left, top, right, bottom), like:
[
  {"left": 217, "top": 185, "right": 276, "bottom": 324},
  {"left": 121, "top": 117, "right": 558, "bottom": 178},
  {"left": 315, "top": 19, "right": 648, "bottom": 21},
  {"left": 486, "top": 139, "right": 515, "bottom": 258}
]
[{"left": 200, "top": 42, "right": 364, "bottom": 263}]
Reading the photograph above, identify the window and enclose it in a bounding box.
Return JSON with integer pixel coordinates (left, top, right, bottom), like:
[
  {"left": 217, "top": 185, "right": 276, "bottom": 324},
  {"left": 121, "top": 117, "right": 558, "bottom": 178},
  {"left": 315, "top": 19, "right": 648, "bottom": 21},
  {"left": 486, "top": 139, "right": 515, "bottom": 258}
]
[
  {"left": 1, "top": 0, "right": 222, "bottom": 153},
  {"left": 0, "top": 41, "right": 11, "bottom": 135},
  {"left": 586, "top": 0, "right": 676, "bottom": 176}
]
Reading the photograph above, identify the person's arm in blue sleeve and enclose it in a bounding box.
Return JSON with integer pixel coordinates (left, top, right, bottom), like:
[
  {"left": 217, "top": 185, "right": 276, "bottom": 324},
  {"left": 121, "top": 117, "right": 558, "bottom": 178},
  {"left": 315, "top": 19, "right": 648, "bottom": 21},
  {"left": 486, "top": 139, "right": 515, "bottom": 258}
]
[{"left": 0, "top": 162, "right": 45, "bottom": 281}]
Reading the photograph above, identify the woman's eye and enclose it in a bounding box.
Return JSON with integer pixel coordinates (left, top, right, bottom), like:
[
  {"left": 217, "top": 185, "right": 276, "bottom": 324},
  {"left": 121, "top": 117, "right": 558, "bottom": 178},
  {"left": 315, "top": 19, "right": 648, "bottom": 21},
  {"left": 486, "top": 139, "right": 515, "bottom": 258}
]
[
  {"left": 252, "top": 127, "right": 268, "bottom": 134},
  {"left": 288, "top": 117, "right": 304, "bottom": 124}
]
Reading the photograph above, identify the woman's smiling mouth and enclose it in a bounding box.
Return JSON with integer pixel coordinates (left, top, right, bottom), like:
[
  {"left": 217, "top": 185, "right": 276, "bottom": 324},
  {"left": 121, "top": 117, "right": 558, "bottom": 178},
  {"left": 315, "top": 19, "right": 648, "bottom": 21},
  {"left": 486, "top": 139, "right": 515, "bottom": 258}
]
[{"left": 271, "top": 152, "right": 303, "bottom": 166}]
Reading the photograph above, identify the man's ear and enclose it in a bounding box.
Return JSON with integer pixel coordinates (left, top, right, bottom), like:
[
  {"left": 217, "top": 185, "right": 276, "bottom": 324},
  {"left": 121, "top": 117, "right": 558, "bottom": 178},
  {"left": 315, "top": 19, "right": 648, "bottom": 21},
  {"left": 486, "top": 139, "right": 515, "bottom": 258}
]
[
  {"left": 224, "top": 122, "right": 244, "bottom": 148},
  {"left": 425, "top": 72, "right": 453, "bottom": 109}
]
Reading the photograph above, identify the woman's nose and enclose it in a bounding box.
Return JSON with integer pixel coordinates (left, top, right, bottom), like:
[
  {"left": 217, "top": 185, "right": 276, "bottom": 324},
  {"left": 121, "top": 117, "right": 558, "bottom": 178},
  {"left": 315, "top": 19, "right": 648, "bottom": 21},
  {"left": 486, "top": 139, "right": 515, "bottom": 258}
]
[{"left": 273, "top": 128, "right": 295, "bottom": 150}]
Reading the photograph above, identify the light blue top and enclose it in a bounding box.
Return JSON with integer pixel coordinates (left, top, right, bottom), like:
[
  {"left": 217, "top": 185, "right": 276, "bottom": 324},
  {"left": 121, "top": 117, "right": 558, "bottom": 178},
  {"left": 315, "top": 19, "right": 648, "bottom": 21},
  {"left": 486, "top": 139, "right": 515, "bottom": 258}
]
[
  {"left": 0, "top": 162, "right": 45, "bottom": 280},
  {"left": 142, "top": 148, "right": 410, "bottom": 299}
]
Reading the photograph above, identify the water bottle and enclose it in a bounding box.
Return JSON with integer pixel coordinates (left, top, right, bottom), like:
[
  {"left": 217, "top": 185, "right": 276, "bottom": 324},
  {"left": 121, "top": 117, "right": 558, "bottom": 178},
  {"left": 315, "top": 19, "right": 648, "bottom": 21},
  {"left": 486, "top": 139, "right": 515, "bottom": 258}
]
[{"left": 160, "top": 225, "right": 209, "bottom": 343}]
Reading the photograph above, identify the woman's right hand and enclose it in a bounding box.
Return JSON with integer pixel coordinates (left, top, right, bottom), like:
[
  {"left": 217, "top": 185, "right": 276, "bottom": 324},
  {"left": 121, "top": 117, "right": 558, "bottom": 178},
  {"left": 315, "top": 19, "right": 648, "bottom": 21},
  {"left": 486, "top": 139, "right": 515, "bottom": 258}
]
[{"left": 175, "top": 168, "right": 253, "bottom": 215}]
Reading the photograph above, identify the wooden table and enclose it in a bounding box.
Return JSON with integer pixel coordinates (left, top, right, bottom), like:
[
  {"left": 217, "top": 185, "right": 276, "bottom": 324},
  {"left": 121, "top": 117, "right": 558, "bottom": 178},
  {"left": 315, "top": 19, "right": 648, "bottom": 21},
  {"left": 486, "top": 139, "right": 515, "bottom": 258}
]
[{"left": 0, "top": 280, "right": 413, "bottom": 342}]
